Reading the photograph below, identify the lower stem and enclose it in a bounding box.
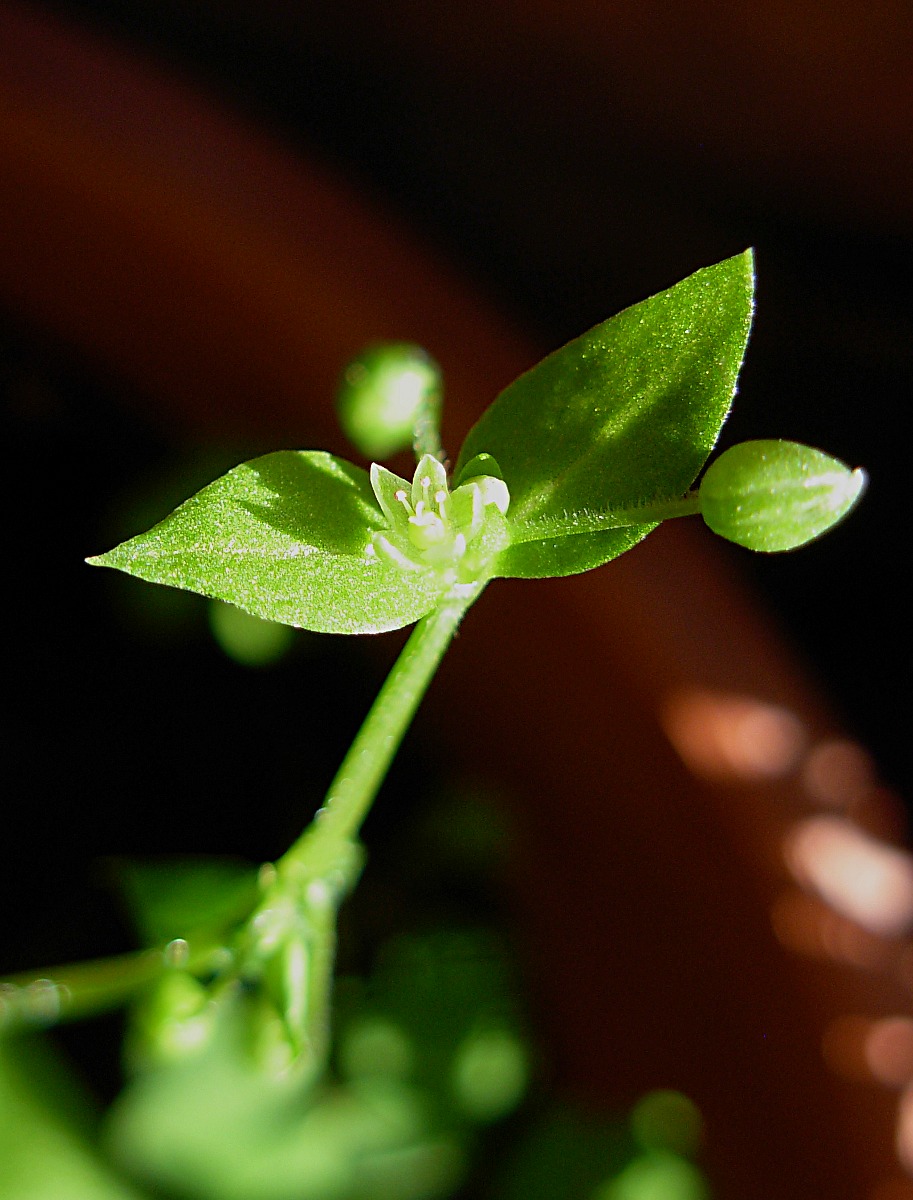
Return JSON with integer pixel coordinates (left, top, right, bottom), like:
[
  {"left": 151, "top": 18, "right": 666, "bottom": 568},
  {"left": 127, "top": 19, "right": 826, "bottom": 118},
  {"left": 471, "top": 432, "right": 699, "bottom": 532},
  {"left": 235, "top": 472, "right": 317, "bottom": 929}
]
[
  {"left": 0, "top": 937, "right": 223, "bottom": 1031},
  {"left": 1, "top": 590, "right": 480, "bottom": 1038},
  {"left": 280, "top": 587, "right": 480, "bottom": 872}
]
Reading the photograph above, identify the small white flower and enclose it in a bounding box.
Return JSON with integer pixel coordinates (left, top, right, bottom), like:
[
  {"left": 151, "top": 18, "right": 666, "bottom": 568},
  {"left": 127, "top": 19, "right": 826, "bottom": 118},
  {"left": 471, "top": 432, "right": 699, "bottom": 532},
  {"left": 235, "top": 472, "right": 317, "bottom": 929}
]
[{"left": 369, "top": 453, "right": 510, "bottom": 583}]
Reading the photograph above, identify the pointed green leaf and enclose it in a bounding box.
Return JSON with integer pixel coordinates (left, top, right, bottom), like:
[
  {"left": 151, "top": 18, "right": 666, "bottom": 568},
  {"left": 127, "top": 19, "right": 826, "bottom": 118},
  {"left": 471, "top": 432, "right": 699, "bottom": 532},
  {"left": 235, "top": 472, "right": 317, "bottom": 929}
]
[
  {"left": 89, "top": 452, "right": 442, "bottom": 634},
  {"left": 455, "top": 251, "right": 755, "bottom": 578}
]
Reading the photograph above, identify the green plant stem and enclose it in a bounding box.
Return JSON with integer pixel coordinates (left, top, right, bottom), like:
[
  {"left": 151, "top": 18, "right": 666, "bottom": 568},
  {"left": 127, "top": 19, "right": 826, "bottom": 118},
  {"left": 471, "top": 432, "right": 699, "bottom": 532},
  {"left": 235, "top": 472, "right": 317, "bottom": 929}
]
[
  {"left": 280, "top": 586, "right": 480, "bottom": 874},
  {"left": 1, "top": 589, "right": 479, "bottom": 1041},
  {"left": 0, "top": 937, "right": 223, "bottom": 1031},
  {"left": 510, "top": 490, "right": 703, "bottom": 545},
  {"left": 412, "top": 387, "right": 444, "bottom": 462},
  {"left": 248, "top": 587, "right": 481, "bottom": 1082}
]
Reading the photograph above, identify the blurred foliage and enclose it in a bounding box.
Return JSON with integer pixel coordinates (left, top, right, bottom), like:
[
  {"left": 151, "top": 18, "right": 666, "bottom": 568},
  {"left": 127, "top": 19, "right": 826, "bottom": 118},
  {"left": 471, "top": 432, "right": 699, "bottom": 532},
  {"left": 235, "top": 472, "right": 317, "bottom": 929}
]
[
  {"left": 208, "top": 601, "right": 297, "bottom": 668},
  {"left": 2, "top": 831, "right": 710, "bottom": 1200},
  {"left": 0, "top": 1035, "right": 139, "bottom": 1200},
  {"left": 112, "top": 858, "right": 261, "bottom": 949}
]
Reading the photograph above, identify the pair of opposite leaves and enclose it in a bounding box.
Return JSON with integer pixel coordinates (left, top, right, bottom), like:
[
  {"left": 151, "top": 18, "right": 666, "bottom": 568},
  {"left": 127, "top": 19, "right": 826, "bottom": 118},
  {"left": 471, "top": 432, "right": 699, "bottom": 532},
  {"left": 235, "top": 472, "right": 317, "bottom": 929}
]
[{"left": 89, "top": 252, "right": 859, "bottom": 635}]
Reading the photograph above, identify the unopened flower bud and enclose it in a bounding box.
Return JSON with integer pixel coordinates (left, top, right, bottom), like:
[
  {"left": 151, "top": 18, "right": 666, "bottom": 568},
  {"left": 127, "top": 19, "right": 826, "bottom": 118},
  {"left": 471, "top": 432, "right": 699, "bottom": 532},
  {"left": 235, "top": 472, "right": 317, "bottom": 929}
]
[
  {"left": 337, "top": 344, "right": 441, "bottom": 459},
  {"left": 699, "top": 440, "right": 866, "bottom": 552}
]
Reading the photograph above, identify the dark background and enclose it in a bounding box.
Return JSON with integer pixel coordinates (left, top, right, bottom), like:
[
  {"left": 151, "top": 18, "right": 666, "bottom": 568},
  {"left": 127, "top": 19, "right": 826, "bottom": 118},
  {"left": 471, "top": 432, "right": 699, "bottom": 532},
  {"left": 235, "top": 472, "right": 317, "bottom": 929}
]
[
  {"left": 1, "top": 7, "right": 910, "bottom": 1193},
  {"left": 11, "top": 1, "right": 911, "bottom": 770},
  {"left": 2, "top": 0, "right": 909, "bottom": 967}
]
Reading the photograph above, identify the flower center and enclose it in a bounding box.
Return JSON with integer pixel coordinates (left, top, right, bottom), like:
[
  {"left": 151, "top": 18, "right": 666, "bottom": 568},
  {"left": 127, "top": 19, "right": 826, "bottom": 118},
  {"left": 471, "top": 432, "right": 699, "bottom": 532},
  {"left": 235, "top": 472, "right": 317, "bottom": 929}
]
[
  {"left": 369, "top": 453, "right": 510, "bottom": 583},
  {"left": 395, "top": 480, "right": 452, "bottom": 551}
]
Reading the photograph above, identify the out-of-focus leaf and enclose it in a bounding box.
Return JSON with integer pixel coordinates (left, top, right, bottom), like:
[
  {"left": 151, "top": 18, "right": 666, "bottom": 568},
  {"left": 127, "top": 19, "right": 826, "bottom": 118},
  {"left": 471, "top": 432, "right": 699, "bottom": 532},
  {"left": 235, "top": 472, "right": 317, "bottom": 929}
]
[
  {"left": 106, "top": 999, "right": 462, "bottom": 1200},
  {"left": 114, "top": 857, "right": 259, "bottom": 947},
  {"left": 0, "top": 1035, "right": 144, "bottom": 1200}
]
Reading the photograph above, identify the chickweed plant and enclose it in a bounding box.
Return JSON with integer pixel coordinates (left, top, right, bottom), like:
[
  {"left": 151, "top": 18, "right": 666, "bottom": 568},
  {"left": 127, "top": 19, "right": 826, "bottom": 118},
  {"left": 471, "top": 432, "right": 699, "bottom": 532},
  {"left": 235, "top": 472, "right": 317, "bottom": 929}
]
[{"left": 1, "top": 251, "right": 864, "bottom": 1199}]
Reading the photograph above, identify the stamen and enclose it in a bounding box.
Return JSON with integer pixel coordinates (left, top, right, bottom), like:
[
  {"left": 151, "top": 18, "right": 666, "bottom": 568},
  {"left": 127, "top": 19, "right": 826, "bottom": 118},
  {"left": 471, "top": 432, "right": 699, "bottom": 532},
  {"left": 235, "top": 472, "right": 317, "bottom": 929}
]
[{"left": 394, "top": 488, "right": 412, "bottom": 515}]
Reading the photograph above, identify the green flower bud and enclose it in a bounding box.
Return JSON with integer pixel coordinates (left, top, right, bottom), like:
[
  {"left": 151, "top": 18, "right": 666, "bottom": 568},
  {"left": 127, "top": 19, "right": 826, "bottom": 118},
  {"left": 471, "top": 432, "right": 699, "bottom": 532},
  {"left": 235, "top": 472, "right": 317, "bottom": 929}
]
[
  {"left": 337, "top": 344, "right": 441, "bottom": 459},
  {"left": 699, "top": 439, "right": 866, "bottom": 552}
]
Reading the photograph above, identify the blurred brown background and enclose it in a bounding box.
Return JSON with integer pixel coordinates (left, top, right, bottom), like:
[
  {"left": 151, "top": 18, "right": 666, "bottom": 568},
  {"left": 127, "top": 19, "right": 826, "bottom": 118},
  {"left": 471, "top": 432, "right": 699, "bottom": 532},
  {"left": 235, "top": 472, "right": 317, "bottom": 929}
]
[
  {"left": 7, "top": 0, "right": 908, "bottom": 793},
  {"left": 2, "top": 3, "right": 912, "bottom": 1197}
]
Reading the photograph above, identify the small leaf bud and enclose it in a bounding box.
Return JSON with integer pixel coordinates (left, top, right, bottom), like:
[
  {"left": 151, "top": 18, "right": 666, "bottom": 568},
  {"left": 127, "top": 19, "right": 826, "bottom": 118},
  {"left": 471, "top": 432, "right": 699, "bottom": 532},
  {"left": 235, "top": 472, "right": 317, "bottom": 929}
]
[{"left": 699, "top": 439, "right": 866, "bottom": 552}]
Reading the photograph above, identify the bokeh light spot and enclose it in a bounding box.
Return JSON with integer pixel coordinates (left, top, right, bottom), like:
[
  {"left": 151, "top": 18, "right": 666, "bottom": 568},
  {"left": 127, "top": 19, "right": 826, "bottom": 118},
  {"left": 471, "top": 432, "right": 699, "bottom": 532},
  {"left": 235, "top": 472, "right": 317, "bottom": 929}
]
[
  {"left": 866, "top": 1018, "right": 913, "bottom": 1088},
  {"left": 450, "top": 1028, "right": 528, "bottom": 1122},
  {"left": 786, "top": 817, "right": 913, "bottom": 937},
  {"left": 339, "top": 1018, "right": 415, "bottom": 1082},
  {"left": 896, "top": 1085, "right": 913, "bottom": 1176},
  {"left": 771, "top": 888, "right": 896, "bottom": 969},
  {"left": 596, "top": 1152, "right": 709, "bottom": 1200},
  {"left": 209, "top": 599, "right": 295, "bottom": 666},
  {"left": 802, "top": 738, "right": 875, "bottom": 809},
  {"left": 662, "top": 689, "right": 805, "bottom": 782},
  {"left": 630, "top": 1090, "right": 703, "bottom": 1157}
]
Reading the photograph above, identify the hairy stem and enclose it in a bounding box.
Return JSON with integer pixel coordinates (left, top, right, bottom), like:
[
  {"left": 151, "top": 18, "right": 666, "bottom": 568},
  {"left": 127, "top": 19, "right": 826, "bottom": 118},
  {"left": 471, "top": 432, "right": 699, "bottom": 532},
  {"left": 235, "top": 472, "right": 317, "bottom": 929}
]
[
  {"left": 510, "top": 490, "right": 703, "bottom": 545},
  {"left": 412, "top": 384, "right": 444, "bottom": 462}
]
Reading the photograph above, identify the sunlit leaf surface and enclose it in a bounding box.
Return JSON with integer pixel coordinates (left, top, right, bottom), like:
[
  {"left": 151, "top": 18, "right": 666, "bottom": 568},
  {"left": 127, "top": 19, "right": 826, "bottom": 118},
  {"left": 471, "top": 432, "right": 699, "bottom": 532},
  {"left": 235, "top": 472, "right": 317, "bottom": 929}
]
[
  {"left": 89, "top": 452, "right": 441, "bottom": 633},
  {"left": 456, "top": 251, "right": 754, "bottom": 578}
]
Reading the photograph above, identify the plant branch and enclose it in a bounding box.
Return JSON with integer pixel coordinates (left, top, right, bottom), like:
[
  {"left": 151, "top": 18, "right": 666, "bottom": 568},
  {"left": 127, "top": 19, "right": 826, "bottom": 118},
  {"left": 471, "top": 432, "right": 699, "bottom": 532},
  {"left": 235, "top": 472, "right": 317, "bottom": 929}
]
[
  {"left": 509, "top": 490, "right": 703, "bottom": 546},
  {"left": 0, "top": 937, "right": 223, "bottom": 1032},
  {"left": 412, "top": 384, "right": 444, "bottom": 462}
]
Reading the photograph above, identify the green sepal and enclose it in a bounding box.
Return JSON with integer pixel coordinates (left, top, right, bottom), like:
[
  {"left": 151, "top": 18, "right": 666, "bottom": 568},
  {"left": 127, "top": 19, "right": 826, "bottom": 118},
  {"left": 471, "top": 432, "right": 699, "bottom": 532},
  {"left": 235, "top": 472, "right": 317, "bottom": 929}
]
[
  {"left": 699, "top": 439, "right": 867, "bottom": 551},
  {"left": 455, "top": 251, "right": 755, "bottom": 578},
  {"left": 88, "top": 451, "right": 442, "bottom": 634},
  {"left": 369, "top": 462, "right": 413, "bottom": 531}
]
